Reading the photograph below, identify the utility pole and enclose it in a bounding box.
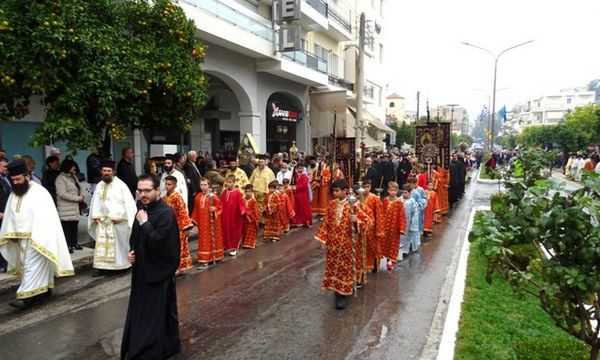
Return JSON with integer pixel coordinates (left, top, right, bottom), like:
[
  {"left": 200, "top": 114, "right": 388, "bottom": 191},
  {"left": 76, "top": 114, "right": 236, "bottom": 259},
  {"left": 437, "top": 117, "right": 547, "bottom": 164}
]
[{"left": 356, "top": 12, "right": 367, "bottom": 175}]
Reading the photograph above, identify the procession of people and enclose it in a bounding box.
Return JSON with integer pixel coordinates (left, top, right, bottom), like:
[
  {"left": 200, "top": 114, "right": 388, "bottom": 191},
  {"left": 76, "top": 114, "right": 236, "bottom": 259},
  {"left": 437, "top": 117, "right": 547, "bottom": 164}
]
[{"left": 0, "top": 142, "right": 471, "bottom": 357}]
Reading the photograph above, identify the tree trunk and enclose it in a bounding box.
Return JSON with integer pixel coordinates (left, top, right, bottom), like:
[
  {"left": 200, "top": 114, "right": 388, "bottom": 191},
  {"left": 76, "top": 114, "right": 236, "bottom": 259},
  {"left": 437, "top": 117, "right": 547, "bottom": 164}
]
[{"left": 591, "top": 344, "right": 599, "bottom": 360}]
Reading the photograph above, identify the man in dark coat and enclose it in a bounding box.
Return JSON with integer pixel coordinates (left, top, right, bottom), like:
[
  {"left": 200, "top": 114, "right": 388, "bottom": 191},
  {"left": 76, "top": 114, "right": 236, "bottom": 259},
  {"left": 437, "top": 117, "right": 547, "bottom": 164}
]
[
  {"left": 397, "top": 153, "right": 413, "bottom": 187},
  {"left": 456, "top": 155, "right": 467, "bottom": 199},
  {"left": 183, "top": 150, "right": 201, "bottom": 214},
  {"left": 379, "top": 154, "right": 396, "bottom": 196},
  {"left": 0, "top": 156, "right": 10, "bottom": 272},
  {"left": 355, "top": 156, "right": 379, "bottom": 193},
  {"left": 86, "top": 148, "right": 102, "bottom": 194},
  {"left": 42, "top": 155, "right": 61, "bottom": 204},
  {"left": 121, "top": 173, "right": 181, "bottom": 360},
  {"left": 449, "top": 155, "right": 462, "bottom": 207},
  {"left": 116, "top": 147, "right": 138, "bottom": 199}
]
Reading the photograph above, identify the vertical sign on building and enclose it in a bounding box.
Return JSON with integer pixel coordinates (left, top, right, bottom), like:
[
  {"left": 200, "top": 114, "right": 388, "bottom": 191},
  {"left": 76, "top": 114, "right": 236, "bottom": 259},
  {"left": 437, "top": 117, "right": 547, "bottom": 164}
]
[{"left": 276, "top": 0, "right": 301, "bottom": 22}]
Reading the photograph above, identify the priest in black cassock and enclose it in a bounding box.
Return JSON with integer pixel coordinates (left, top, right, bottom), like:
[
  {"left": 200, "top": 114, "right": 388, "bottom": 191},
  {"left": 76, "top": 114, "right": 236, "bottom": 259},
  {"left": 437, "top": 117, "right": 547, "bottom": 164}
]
[{"left": 121, "top": 173, "right": 181, "bottom": 360}]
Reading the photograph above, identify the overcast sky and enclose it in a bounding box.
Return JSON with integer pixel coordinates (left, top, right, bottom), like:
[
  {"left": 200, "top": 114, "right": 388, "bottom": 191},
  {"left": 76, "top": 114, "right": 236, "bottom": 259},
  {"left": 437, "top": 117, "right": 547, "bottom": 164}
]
[{"left": 382, "top": 0, "right": 600, "bottom": 120}]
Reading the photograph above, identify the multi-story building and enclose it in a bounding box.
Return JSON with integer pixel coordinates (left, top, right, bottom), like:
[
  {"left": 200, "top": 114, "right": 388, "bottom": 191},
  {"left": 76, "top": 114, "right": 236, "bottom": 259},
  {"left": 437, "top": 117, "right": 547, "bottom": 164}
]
[
  {"left": 429, "top": 105, "right": 468, "bottom": 134},
  {"left": 510, "top": 87, "right": 596, "bottom": 130},
  {"left": 385, "top": 93, "right": 408, "bottom": 124}
]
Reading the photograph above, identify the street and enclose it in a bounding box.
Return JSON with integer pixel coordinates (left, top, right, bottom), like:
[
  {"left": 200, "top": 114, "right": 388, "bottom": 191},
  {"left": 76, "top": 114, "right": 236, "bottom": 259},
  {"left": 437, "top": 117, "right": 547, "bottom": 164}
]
[{"left": 0, "top": 180, "right": 496, "bottom": 360}]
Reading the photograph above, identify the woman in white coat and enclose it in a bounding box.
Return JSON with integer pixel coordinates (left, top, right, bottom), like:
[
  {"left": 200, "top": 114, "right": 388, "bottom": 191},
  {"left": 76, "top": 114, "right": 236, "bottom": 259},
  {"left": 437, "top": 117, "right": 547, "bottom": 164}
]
[{"left": 55, "top": 159, "right": 85, "bottom": 253}]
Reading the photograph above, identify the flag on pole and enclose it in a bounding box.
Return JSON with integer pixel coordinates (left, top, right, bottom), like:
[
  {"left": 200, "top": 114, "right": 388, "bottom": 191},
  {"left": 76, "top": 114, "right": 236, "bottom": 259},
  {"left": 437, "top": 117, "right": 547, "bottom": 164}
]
[
  {"left": 498, "top": 105, "right": 507, "bottom": 122},
  {"left": 479, "top": 105, "right": 489, "bottom": 122}
]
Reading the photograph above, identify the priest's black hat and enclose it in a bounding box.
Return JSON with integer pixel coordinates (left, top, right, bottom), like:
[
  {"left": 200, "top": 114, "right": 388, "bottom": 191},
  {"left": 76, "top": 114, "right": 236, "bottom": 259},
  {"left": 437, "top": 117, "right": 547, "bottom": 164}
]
[
  {"left": 99, "top": 159, "right": 115, "bottom": 169},
  {"left": 165, "top": 153, "right": 177, "bottom": 162},
  {"left": 7, "top": 159, "right": 28, "bottom": 177}
]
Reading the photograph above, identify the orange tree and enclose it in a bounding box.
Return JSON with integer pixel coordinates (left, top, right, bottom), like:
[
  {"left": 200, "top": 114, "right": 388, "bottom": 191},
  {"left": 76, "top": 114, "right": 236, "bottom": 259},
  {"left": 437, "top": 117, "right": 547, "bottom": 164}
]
[{"left": 0, "top": 0, "right": 207, "bottom": 154}]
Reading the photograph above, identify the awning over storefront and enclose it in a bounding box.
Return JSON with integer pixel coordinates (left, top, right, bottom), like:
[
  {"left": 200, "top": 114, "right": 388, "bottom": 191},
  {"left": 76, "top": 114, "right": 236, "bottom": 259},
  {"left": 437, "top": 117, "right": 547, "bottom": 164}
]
[{"left": 347, "top": 105, "right": 395, "bottom": 134}]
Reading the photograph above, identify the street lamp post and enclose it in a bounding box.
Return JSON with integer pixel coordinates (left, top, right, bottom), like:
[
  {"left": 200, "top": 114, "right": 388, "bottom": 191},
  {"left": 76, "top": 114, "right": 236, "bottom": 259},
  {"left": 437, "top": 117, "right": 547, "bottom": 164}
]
[{"left": 462, "top": 40, "right": 534, "bottom": 151}]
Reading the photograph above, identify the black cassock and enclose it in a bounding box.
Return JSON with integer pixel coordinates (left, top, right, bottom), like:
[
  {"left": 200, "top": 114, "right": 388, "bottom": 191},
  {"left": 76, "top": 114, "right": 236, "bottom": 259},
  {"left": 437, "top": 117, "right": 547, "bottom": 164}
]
[
  {"left": 449, "top": 160, "right": 462, "bottom": 206},
  {"left": 121, "top": 199, "right": 181, "bottom": 360}
]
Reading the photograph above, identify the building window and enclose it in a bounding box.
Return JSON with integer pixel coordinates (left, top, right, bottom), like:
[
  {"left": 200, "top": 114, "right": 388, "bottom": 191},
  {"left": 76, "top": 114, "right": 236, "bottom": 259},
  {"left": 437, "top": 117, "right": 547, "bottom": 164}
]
[
  {"left": 566, "top": 97, "right": 572, "bottom": 104},
  {"left": 389, "top": 102, "right": 395, "bottom": 108},
  {"left": 379, "top": 44, "right": 384, "bottom": 64},
  {"left": 301, "top": 38, "right": 307, "bottom": 51},
  {"left": 329, "top": 53, "right": 340, "bottom": 77},
  {"left": 313, "top": 43, "right": 328, "bottom": 60}
]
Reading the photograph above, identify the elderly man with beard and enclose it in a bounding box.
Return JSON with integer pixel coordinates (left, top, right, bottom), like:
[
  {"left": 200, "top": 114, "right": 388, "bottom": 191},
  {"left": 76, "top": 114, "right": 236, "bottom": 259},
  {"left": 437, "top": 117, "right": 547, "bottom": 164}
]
[
  {"left": 88, "top": 160, "right": 137, "bottom": 277},
  {"left": 224, "top": 158, "right": 249, "bottom": 190},
  {"left": 160, "top": 154, "right": 188, "bottom": 208},
  {"left": 0, "top": 159, "right": 74, "bottom": 309}
]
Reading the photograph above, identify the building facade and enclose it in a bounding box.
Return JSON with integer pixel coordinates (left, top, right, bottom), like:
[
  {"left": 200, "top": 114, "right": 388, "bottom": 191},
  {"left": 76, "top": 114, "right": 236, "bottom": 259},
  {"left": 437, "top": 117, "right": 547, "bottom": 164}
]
[
  {"left": 508, "top": 87, "right": 596, "bottom": 131},
  {"left": 429, "top": 105, "right": 468, "bottom": 134},
  {"left": 385, "top": 93, "right": 408, "bottom": 124}
]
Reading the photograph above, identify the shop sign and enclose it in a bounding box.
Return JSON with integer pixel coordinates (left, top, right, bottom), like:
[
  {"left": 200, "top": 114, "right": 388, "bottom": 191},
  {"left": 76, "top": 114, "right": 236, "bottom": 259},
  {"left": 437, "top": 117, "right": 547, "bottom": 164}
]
[{"left": 270, "top": 102, "right": 298, "bottom": 122}]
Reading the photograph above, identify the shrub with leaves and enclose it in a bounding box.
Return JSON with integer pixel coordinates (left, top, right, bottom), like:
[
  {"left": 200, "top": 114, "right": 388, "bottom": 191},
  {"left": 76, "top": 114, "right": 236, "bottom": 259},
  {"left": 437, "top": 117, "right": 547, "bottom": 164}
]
[{"left": 470, "top": 171, "right": 600, "bottom": 359}]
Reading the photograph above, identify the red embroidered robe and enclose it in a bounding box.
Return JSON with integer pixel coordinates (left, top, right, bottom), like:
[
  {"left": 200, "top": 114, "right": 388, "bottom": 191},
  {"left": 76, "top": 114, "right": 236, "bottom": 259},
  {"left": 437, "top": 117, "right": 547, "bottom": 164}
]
[
  {"left": 315, "top": 198, "right": 372, "bottom": 296},
  {"left": 163, "top": 192, "right": 194, "bottom": 272},
  {"left": 379, "top": 196, "right": 407, "bottom": 263},
  {"left": 424, "top": 190, "right": 440, "bottom": 232},
  {"left": 192, "top": 192, "right": 224, "bottom": 263},
  {"left": 220, "top": 188, "right": 246, "bottom": 251},
  {"left": 242, "top": 197, "right": 259, "bottom": 249},
  {"left": 263, "top": 192, "right": 282, "bottom": 240}
]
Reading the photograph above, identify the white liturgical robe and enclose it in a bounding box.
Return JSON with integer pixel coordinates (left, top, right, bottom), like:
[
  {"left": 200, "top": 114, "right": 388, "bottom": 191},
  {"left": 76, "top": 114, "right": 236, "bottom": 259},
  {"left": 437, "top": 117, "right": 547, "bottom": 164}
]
[
  {"left": 88, "top": 177, "right": 137, "bottom": 270},
  {"left": 0, "top": 182, "right": 74, "bottom": 299}
]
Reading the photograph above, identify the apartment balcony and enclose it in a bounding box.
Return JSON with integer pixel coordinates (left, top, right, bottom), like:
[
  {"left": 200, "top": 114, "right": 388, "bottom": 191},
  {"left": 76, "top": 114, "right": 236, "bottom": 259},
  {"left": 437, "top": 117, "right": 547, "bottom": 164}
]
[
  {"left": 327, "top": 6, "right": 353, "bottom": 41},
  {"left": 257, "top": 49, "right": 328, "bottom": 86},
  {"left": 328, "top": 74, "right": 353, "bottom": 92},
  {"left": 299, "top": 0, "right": 329, "bottom": 32},
  {"left": 180, "top": 0, "right": 275, "bottom": 59}
]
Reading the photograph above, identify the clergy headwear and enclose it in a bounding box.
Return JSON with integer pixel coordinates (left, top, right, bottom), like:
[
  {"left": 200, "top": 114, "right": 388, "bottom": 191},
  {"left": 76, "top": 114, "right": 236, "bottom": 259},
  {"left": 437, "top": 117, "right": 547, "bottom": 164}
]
[
  {"left": 8, "top": 159, "right": 28, "bottom": 177},
  {"left": 165, "top": 153, "right": 177, "bottom": 162},
  {"left": 100, "top": 159, "right": 115, "bottom": 169}
]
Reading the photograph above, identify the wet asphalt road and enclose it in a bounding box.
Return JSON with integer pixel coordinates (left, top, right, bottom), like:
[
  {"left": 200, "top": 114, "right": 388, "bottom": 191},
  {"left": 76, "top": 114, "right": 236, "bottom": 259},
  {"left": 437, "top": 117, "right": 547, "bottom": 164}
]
[{"left": 0, "top": 180, "right": 496, "bottom": 360}]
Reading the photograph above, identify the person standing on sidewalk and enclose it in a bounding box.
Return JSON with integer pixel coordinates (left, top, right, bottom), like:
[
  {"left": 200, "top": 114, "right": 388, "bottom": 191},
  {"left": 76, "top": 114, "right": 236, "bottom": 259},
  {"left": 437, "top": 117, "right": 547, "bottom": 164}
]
[
  {"left": 88, "top": 160, "right": 137, "bottom": 277},
  {"left": 56, "top": 159, "right": 86, "bottom": 253},
  {"left": 121, "top": 173, "right": 181, "bottom": 360},
  {"left": 116, "top": 147, "right": 138, "bottom": 199},
  {"left": 86, "top": 148, "right": 102, "bottom": 194},
  {"left": 0, "top": 156, "right": 12, "bottom": 272},
  {"left": 0, "top": 159, "right": 74, "bottom": 309}
]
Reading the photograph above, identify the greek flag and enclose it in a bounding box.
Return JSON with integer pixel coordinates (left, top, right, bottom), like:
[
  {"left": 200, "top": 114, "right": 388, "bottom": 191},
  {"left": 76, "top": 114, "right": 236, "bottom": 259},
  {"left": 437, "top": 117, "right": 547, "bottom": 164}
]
[{"left": 479, "top": 106, "right": 489, "bottom": 122}]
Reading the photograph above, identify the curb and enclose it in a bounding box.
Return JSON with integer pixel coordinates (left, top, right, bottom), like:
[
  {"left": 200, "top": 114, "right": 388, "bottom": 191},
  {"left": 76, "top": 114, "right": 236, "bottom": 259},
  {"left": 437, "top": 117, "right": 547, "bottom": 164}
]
[
  {"left": 476, "top": 169, "right": 500, "bottom": 184},
  {"left": 435, "top": 205, "right": 490, "bottom": 360}
]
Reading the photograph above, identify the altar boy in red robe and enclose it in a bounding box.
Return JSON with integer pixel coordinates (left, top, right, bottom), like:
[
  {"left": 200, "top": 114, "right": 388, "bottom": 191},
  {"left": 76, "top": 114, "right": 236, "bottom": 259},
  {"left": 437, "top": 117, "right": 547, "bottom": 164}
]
[
  {"left": 315, "top": 179, "right": 371, "bottom": 310},
  {"left": 221, "top": 175, "right": 246, "bottom": 256},
  {"left": 242, "top": 184, "right": 259, "bottom": 249},
  {"left": 424, "top": 180, "right": 440, "bottom": 237},
  {"left": 277, "top": 183, "right": 295, "bottom": 234},
  {"left": 263, "top": 180, "right": 282, "bottom": 241},
  {"left": 291, "top": 163, "right": 312, "bottom": 227}
]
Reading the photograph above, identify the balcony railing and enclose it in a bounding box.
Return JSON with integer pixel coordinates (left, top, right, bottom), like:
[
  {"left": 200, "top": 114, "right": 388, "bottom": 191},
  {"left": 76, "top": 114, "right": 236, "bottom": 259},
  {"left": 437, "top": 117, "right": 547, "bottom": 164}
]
[
  {"left": 184, "top": 0, "right": 273, "bottom": 42},
  {"left": 328, "top": 6, "right": 352, "bottom": 33},
  {"left": 328, "top": 74, "right": 353, "bottom": 91},
  {"left": 305, "top": 0, "right": 328, "bottom": 17},
  {"left": 282, "top": 49, "right": 328, "bottom": 74}
]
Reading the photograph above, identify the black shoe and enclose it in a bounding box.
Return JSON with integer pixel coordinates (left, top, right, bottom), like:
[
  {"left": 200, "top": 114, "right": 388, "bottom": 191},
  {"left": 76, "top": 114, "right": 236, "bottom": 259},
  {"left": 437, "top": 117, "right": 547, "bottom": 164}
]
[
  {"left": 68, "top": 247, "right": 74, "bottom": 254},
  {"left": 356, "top": 283, "right": 363, "bottom": 289},
  {"left": 335, "top": 293, "right": 346, "bottom": 310},
  {"left": 9, "top": 299, "right": 28, "bottom": 310},
  {"left": 43, "top": 289, "right": 52, "bottom": 299},
  {"left": 74, "top": 245, "right": 83, "bottom": 250},
  {"left": 92, "top": 270, "right": 105, "bottom": 278}
]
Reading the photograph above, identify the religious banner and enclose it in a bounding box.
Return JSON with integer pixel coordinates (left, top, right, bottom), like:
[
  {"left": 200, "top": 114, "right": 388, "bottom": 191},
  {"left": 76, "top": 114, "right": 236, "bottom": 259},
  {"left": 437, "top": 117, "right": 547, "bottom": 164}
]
[
  {"left": 415, "top": 122, "right": 451, "bottom": 169},
  {"left": 329, "top": 136, "right": 357, "bottom": 185}
]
